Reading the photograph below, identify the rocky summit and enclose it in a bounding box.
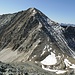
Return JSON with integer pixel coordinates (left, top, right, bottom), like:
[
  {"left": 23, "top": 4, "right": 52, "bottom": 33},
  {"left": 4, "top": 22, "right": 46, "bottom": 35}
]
[{"left": 0, "top": 8, "right": 75, "bottom": 75}]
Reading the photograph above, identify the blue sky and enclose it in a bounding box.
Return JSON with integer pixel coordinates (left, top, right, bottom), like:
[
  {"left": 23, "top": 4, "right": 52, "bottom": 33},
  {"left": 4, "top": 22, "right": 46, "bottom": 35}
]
[{"left": 0, "top": 0, "right": 75, "bottom": 24}]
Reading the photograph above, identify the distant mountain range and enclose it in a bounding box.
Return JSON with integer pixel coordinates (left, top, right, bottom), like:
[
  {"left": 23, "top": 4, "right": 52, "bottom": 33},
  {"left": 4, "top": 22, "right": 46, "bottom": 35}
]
[
  {"left": 0, "top": 8, "right": 75, "bottom": 75},
  {"left": 60, "top": 23, "right": 75, "bottom": 27}
]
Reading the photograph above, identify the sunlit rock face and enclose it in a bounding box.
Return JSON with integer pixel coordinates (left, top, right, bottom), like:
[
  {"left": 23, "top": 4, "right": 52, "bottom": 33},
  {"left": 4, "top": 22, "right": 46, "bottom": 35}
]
[{"left": 0, "top": 8, "right": 75, "bottom": 75}]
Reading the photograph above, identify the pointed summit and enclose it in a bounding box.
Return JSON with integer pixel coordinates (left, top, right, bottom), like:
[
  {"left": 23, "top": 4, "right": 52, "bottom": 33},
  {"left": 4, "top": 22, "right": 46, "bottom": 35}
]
[{"left": 27, "top": 7, "right": 38, "bottom": 12}]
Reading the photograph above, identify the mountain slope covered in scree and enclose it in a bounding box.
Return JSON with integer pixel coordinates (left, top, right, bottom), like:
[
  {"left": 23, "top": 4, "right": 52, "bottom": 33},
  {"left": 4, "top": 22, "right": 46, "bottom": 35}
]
[{"left": 0, "top": 8, "right": 75, "bottom": 75}]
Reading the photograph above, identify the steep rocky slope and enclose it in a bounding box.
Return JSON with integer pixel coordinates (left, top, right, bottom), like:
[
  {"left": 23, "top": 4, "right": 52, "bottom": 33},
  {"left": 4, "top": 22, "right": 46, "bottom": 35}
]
[
  {"left": 62, "top": 25, "right": 75, "bottom": 51},
  {"left": 0, "top": 8, "right": 75, "bottom": 75}
]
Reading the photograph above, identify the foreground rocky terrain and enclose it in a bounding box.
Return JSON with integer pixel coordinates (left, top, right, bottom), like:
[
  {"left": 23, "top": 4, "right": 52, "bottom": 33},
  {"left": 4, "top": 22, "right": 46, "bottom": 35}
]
[
  {"left": 0, "top": 8, "right": 75, "bottom": 75},
  {"left": 0, "top": 61, "right": 55, "bottom": 75}
]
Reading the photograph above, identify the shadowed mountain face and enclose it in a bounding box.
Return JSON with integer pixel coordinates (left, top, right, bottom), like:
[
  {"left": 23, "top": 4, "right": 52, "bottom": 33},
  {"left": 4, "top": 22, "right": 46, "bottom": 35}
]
[
  {"left": 62, "top": 26, "right": 75, "bottom": 51},
  {"left": 0, "top": 8, "right": 75, "bottom": 75}
]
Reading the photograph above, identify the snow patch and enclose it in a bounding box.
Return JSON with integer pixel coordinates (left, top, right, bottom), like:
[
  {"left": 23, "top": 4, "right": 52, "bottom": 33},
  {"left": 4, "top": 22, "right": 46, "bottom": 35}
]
[
  {"left": 43, "top": 44, "right": 52, "bottom": 52},
  {"left": 35, "top": 61, "right": 38, "bottom": 63},
  {"left": 41, "top": 50, "right": 46, "bottom": 56},
  {"left": 64, "top": 59, "right": 71, "bottom": 67},
  {"left": 70, "top": 64, "right": 75, "bottom": 68},
  {"left": 34, "top": 55, "right": 37, "bottom": 57},
  {"left": 42, "top": 65, "right": 67, "bottom": 74},
  {"left": 56, "top": 70, "right": 67, "bottom": 74},
  {"left": 43, "top": 45, "right": 46, "bottom": 50},
  {"left": 41, "top": 52, "right": 57, "bottom": 65},
  {"left": 33, "top": 10, "right": 36, "bottom": 13},
  {"left": 64, "top": 59, "right": 75, "bottom": 69},
  {"left": 48, "top": 48, "right": 52, "bottom": 51}
]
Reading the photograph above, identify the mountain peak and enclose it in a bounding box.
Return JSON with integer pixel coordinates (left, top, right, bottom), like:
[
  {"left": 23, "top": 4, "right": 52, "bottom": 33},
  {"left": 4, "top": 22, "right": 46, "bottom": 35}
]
[
  {"left": 0, "top": 8, "right": 75, "bottom": 75},
  {"left": 28, "top": 7, "right": 38, "bottom": 12}
]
